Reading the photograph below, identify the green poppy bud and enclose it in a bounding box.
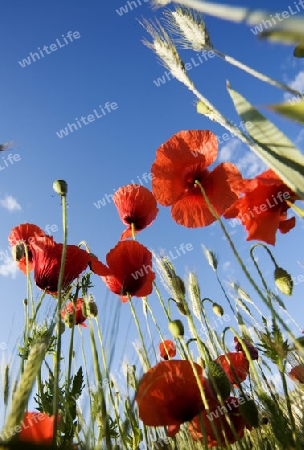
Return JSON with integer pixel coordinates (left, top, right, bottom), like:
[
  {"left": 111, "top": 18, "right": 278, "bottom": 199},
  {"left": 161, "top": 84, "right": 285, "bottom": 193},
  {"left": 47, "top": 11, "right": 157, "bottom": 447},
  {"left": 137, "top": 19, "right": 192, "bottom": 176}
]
[
  {"left": 274, "top": 267, "right": 293, "bottom": 296},
  {"left": 168, "top": 319, "right": 184, "bottom": 338},
  {"left": 239, "top": 398, "right": 259, "bottom": 428},
  {"left": 212, "top": 303, "right": 224, "bottom": 316},
  {"left": 53, "top": 180, "right": 68, "bottom": 196}
]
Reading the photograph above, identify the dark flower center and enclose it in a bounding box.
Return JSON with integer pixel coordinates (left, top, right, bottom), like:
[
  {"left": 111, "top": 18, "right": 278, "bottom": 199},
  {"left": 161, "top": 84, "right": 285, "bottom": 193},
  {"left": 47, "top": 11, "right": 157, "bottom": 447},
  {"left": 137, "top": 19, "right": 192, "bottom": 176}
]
[{"left": 183, "top": 166, "right": 208, "bottom": 194}]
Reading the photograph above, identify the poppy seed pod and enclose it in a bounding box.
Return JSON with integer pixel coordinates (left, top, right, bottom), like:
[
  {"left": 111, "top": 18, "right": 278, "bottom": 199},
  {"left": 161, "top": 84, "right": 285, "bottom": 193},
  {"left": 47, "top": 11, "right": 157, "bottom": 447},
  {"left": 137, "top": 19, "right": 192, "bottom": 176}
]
[
  {"left": 53, "top": 179, "right": 68, "bottom": 195},
  {"left": 168, "top": 319, "right": 184, "bottom": 338},
  {"left": 274, "top": 267, "right": 293, "bottom": 296}
]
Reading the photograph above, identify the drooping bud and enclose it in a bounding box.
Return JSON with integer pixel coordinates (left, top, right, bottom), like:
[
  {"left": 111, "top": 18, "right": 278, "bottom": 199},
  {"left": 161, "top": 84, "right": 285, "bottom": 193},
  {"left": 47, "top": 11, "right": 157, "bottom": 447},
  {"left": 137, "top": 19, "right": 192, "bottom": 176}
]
[
  {"left": 274, "top": 267, "right": 293, "bottom": 296},
  {"left": 239, "top": 398, "right": 260, "bottom": 428},
  {"left": 12, "top": 243, "right": 25, "bottom": 262},
  {"left": 168, "top": 319, "right": 184, "bottom": 338},
  {"left": 207, "top": 360, "right": 231, "bottom": 400},
  {"left": 53, "top": 180, "right": 68, "bottom": 196},
  {"left": 212, "top": 303, "right": 224, "bottom": 317}
]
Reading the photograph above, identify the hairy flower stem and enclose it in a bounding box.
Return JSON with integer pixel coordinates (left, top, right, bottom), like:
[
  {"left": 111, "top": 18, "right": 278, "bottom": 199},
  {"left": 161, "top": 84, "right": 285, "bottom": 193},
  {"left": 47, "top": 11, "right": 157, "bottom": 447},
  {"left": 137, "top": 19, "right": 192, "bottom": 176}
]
[
  {"left": 53, "top": 193, "right": 68, "bottom": 445},
  {"left": 129, "top": 296, "right": 150, "bottom": 370},
  {"left": 65, "top": 287, "right": 80, "bottom": 408},
  {"left": 89, "top": 319, "right": 112, "bottom": 450},
  {"left": 194, "top": 180, "right": 297, "bottom": 343}
]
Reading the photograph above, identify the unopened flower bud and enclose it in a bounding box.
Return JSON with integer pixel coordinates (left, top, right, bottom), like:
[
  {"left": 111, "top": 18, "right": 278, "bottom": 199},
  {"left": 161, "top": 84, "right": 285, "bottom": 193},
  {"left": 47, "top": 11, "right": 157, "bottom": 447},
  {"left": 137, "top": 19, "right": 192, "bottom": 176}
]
[
  {"left": 212, "top": 303, "right": 224, "bottom": 316},
  {"left": 168, "top": 319, "right": 184, "bottom": 338},
  {"left": 274, "top": 267, "right": 293, "bottom": 296},
  {"left": 53, "top": 180, "right": 68, "bottom": 196},
  {"left": 239, "top": 399, "right": 259, "bottom": 428},
  {"left": 12, "top": 244, "right": 25, "bottom": 261}
]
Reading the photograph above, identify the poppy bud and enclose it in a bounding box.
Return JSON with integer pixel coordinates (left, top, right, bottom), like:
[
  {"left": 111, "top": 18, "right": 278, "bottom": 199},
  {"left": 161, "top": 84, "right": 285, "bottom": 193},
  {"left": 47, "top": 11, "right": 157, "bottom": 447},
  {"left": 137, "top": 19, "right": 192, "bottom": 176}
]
[
  {"left": 239, "top": 399, "right": 259, "bottom": 428},
  {"left": 207, "top": 360, "right": 231, "bottom": 400},
  {"left": 212, "top": 303, "right": 224, "bottom": 316},
  {"left": 274, "top": 267, "right": 293, "bottom": 296},
  {"left": 168, "top": 319, "right": 184, "bottom": 338},
  {"left": 12, "top": 243, "right": 25, "bottom": 261},
  {"left": 53, "top": 179, "right": 68, "bottom": 196}
]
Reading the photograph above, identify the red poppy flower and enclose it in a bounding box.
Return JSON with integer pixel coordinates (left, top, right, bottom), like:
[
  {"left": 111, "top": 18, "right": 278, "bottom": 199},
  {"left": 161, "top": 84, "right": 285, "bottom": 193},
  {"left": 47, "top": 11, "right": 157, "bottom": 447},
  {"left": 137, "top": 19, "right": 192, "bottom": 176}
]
[
  {"left": 189, "top": 396, "right": 252, "bottom": 447},
  {"left": 61, "top": 298, "right": 87, "bottom": 327},
  {"left": 30, "top": 236, "right": 92, "bottom": 294},
  {"left": 8, "top": 223, "right": 48, "bottom": 274},
  {"left": 215, "top": 353, "right": 249, "bottom": 386},
  {"left": 234, "top": 337, "right": 258, "bottom": 361},
  {"left": 135, "top": 360, "right": 216, "bottom": 437},
  {"left": 91, "top": 240, "right": 155, "bottom": 302},
  {"left": 159, "top": 340, "right": 176, "bottom": 360},
  {"left": 224, "top": 169, "right": 299, "bottom": 245},
  {"left": 289, "top": 365, "right": 304, "bottom": 383},
  {"left": 151, "top": 130, "right": 243, "bottom": 228},
  {"left": 19, "top": 412, "right": 60, "bottom": 445},
  {"left": 113, "top": 185, "right": 159, "bottom": 240}
]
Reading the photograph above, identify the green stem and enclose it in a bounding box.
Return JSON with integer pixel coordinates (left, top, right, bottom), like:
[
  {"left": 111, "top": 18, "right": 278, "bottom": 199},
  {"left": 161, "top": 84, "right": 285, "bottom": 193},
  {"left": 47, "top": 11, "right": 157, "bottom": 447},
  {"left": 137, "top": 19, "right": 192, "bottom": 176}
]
[
  {"left": 211, "top": 46, "right": 303, "bottom": 97},
  {"left": 129, "top": 296, "right": 150, "bottom": 370},
  {"left": 53, "top": 193, "right": 68, "bottom": 446},
  {"left": 89, "top": 318, "right": 112, "bottom": 450}
]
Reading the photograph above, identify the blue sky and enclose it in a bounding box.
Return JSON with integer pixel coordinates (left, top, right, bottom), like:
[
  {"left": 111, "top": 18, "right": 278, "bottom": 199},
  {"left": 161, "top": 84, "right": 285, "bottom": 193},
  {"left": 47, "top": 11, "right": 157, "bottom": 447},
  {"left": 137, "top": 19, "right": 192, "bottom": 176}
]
[{"left": 0, "top": 0, "right": 304, "bottom": 420}]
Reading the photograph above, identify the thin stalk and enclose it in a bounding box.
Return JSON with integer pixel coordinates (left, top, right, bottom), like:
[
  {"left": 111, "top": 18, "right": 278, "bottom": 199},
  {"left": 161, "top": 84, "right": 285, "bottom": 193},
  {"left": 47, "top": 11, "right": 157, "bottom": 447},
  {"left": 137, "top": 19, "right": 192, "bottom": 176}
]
[
  {"left": 65, "top": 287, "right": 80, "bottom": 406},
  {"left": 89, "top": 318, "right": 112, "bottom": 450},
  {"left": 210, "top": 47, "right": 303, "bottom": 97},
  {"left": 53, "top": 193, "right": 68, "bottom": 445},
  {"left": 129, "top": 296, "right": 150, "bottom": 369}
]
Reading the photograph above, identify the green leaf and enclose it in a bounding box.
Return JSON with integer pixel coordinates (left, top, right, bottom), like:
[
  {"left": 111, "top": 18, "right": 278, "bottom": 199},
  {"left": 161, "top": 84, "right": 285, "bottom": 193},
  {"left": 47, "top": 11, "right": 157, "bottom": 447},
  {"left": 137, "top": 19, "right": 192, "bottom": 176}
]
[
  {"left": 267, "top": 98, "right": 304, "bottom": 125},
  {"left": 294, "top": 44, "right": 304, "bottom": 57},
  {"left": 71, "top": 366, "right": 84, "bottom": 399},
  {"left": 227, "top": 84, "right": 304, "bottom": 200},
  {"left": 259, "top": 30, "right": 304, "bottom": 45}
]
